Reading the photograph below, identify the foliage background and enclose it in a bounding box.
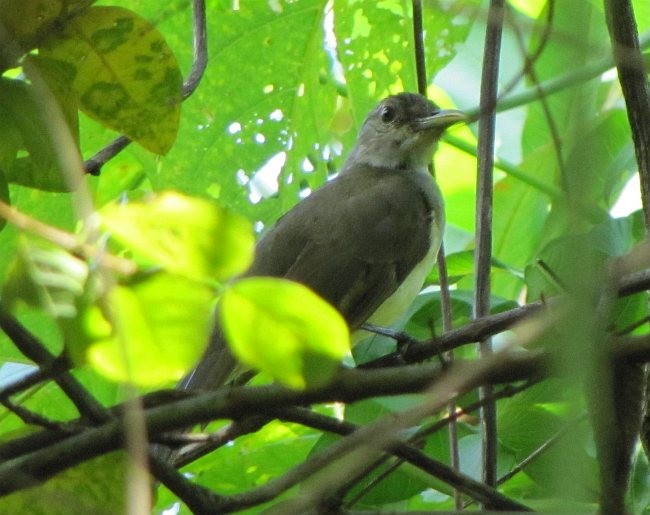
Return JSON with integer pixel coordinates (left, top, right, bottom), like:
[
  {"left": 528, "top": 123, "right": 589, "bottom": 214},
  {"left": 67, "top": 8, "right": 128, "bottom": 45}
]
[{"left": 1, "top": 0, "right": 650, "bottom": 513}]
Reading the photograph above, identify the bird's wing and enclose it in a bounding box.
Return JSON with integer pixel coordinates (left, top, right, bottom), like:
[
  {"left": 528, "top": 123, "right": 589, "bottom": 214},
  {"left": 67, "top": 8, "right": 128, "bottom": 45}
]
[{"left": 249, "top": 166, "right": 441, "bottom": 328}]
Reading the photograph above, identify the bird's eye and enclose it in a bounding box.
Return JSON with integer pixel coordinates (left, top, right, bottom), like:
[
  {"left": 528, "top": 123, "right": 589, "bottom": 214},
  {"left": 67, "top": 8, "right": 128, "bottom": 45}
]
[{"left": 381, "top": 105, "right": 396, "bottom": 123}]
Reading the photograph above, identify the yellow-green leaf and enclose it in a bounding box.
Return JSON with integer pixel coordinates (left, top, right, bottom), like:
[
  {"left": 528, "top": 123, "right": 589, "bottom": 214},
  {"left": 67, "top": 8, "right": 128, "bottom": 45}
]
[
  {"left": 80, "top": 272, "right": 213, "bottom": 386},
  {"left": 101, "top": 191, "right": 254, "bottom": 283},
  {"left": 0, "top": 0, "right": 94, "bottom": 66},
  {"left": 220, "top": 277, "right": 350, "bottom": 389},
  {"left": 41, "top": 5, "right": 182, "bottom": 154}
]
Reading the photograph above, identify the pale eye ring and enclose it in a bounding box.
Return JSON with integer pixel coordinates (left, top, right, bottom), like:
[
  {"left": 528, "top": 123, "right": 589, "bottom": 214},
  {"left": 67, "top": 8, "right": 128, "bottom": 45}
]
[{"left": 381, "top": 105, "right": 396, "bottom": 123}]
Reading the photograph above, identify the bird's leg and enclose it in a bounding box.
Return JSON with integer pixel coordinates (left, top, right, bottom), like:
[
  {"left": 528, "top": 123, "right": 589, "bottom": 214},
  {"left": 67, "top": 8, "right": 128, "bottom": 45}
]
[{"left": 360, "top": 323, "right": 419, "bottom": 356}]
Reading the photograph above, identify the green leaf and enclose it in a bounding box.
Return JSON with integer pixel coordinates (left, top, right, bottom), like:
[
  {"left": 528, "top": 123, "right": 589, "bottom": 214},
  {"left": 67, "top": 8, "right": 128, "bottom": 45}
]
[
  {"left": 564, "top": 109, "right": 633, "bottom": 211},
  {"left": 0, "top": 77, "right": 74, "bottom": 191},
  {"left": 497, "top": 381, "right": 599, "bottom": 502},
  {"left": 101, "top": 191, "right": 254, "bottom": 283},
  {"left": 526, "top": 214, "right": 643, "bottom": 300},
  {"left": 334, "top": 1, "right": 472, "bottom": 116},
  {"left": 426, "top": 250, "right": 519, "bottom": 286},
  {"left": 148, "top": 1, "right": 475, "bottom": 225},
  {"left": 160, "top": 0, "right": 338, "bottom": 219},
  {"left": 509, "top": 0, "right": 547, "bottom": 18},
  {"left": 2, "top": 237, "right": 88, "bottom": 318},
  {"left": 76, "top": 271, "right": 213, "bottom": 386},
  {"left": 630, "top": 448, "right": 650, "bottom": 514},
  {"left": 25, "top": 54, "right": 81, "bottom": 142},
  {"left": 0, "top": 168, "right": 7, "bottom": 231},
  {"left": 156, "top": 418, "right": 318, "bottom": 512},
  {"left": 2, "top": 451, "right": 127, "bottom": 514},
  {"left": 41, "top": 5, "right": 182, "bottom": 154},
  {"left": 0, "top": 0, "right": 95, "bottom": 69},
  {"left": 220, "top": 277, "right": 350, "bottom": 389}
]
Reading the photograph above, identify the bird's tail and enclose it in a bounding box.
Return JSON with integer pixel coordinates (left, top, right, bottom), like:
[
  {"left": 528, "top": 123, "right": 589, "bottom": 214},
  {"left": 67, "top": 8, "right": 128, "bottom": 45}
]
[
  {"left": 178, "top": 324, "right": 239, "bottom": 391},
  {"left": 150, "top": 324, "right": 240, "bottom": 466}
]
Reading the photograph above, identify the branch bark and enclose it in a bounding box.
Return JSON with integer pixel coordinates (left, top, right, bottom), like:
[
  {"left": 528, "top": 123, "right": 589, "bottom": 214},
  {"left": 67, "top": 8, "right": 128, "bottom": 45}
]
[
  {"left": 2, "top": 333, "right": 650, "bottom": 500},
  {"left": 475, "top": 0, "right": 504, "bottom": 492}
]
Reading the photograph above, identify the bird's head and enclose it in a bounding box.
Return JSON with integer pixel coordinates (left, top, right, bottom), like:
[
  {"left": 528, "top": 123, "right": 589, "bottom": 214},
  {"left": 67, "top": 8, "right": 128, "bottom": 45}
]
[{"left": 344, "top": 93, "right": 465, "bottom": 173}]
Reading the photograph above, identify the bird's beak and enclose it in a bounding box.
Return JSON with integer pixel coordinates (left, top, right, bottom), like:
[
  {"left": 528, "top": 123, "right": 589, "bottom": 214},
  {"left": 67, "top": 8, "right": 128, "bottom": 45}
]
[{"left": 414, "top": 109, "right": 466, "bottom": 131}]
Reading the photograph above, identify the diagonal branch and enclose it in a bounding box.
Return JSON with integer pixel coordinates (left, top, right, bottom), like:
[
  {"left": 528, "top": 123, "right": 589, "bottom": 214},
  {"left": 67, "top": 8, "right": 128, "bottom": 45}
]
[{"left": 0, "top": 305, "right": 109, "bottom": 424}]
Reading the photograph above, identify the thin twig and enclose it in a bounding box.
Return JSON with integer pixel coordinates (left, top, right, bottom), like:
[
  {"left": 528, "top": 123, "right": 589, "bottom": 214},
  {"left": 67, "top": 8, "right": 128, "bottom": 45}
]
[
  {"left": 497, "top": 0, "right": 555, "bottom": 101},
  {"left": 475, "top": 0, "right": 504, "bottom": 492},
  {"left": 411, "top": 1, "right": 462, "bottom": 505},
  {"left": 0, "top": 397, "right": 76, "bottom": 432},
  {"left": 171, "top": 416, "right": 270, "bottom": 468},
  {"left": 0, "top": 200, "right": 136, "bottom": 275},
  {"left": 508, "top": 4, "right": 568, "bottom": 200},
  {"left": 148, "top": 452, "right": 225, "bottom": 513},
  {"left": 0, "top": 305, "right": 110, "bottom": 424},
  {"left": 0, "top": 358, "right": 67, "bottom": 400},
  {"left": 339, "top": 381, "right": 538, "bottom": 509},
  {"left": 359, "top": 267, "right": 650, "bottom": 368},
  {"left": 497, "top": 415, "right": 587, "bottom": 486}
]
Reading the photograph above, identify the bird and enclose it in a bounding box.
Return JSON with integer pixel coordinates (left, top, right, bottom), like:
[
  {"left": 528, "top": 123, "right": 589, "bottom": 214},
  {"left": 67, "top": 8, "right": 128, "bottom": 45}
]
[{"left": 180, "top": 92, "right": 465, "bottom": 392}]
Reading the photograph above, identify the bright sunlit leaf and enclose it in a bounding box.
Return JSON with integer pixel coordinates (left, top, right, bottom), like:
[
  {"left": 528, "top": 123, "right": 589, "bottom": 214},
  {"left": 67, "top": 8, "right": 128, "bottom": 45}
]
[
  {"left": 101, "top": 191, "right": 254, "bottom": 283},
  {"left": 220, "top": 277, "right": 350, "bottom": 389},
  {"left": 80, "top": 271, "right": 213, "bottom": 386},
  {"left": 508, "top": 0, "right": 547, "bottom": 18},
  {"left": 40, "top": 5, "right": 182, "bottom": 154}
]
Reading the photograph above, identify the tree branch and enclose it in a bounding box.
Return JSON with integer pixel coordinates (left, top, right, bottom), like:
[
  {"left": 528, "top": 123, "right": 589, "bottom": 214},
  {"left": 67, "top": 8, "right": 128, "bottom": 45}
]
[
  {"left": 475, "top": 0, "right": 504, "bottom": 491},
  {"left": 3, "top": 333, "right": 650, "bottom": 500},
  {"left": 0, "top": 305, "right": 109, "bottom": 424}
]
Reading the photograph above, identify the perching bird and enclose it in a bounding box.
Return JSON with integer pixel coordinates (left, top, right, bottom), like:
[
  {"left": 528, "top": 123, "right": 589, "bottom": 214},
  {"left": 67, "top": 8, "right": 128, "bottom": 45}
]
[{"left": 180, "top": 92, "right": 465, "bottom": 391}]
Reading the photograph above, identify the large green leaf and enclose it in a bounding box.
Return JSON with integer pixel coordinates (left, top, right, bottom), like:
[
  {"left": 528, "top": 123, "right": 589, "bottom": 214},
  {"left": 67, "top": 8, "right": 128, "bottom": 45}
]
[
  {"left": 492, "top": 176, "right": 549, "bottom": 298},
  {"left": 159, "top": 0, "right": 337, "bottom": 220},
  {"left": 497, "top": 380, "right": 599, "bottom": 502},
  {"left": 0, "top": 77, "right": 77, "bottom": 191},
  {"left": 41, "top": 5, "right": 182, "bottom": 154},
  {"left": 333, "top": 0, "right": 472, "bottom": 121},
  {"left": 220, "top": 277, "right": 350, "bottom": 389},
  {"left": 563, "top": 109, "right": 634, "bottom": 211},
  {"left": 2, "top": 452, "right": 127, "bottom": 514},
  {"left": 101, "top": 191, "right": 254, "bottom": 283},
  {"left": 526, "top": 213, "right": 644, "bottom": 301},
  {"left": 76, "top": 271, "right": 213, "bottom": 386},
  {"left": 141, "top": 0, "right": 475, "bottom": 225}
]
